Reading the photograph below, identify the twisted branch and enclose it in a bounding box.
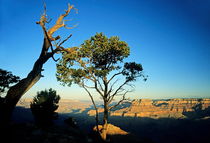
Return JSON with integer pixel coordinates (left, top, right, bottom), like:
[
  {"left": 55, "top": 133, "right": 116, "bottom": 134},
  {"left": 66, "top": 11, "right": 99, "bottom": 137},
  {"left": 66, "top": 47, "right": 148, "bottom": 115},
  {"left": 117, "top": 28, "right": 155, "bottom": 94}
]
[{"left": 47, "top": 3, "right": 77, "bottom": 41}]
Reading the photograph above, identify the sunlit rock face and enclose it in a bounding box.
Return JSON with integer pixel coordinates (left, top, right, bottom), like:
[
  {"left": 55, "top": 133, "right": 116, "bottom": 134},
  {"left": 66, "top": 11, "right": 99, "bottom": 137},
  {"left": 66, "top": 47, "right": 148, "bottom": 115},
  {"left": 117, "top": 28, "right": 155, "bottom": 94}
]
[
  {"left": 93, "top": 124, "right": 129, "bottom": 135},
  {"left": 87, "top": 99, "right": 210, "bottom": 118},
  {"left": 110, "top": 99, "right": 210, "bottom": 118},
  {"left": 18, "top": 98, "right": 210, "bottom": 119}
]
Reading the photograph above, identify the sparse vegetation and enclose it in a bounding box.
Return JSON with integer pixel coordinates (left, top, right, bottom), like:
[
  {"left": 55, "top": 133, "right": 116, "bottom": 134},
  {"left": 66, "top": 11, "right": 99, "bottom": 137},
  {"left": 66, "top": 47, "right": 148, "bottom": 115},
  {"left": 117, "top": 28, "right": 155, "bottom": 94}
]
[
  {"left": 30, "top": 88, "right": 60, "bottom": 126},
  {"left": 0, "top": 69, "right": 20, "bottom": 96}
]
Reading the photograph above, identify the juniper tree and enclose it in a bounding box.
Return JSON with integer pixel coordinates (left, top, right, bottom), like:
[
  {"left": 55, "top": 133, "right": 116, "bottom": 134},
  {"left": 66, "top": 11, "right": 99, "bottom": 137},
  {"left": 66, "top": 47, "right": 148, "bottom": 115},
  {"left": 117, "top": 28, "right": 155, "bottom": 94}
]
[
  {"left": 30, "top": 88, "right": 60, "bottom": 126},
  {"left": 56, "top": 33, "right": 147, "bottom": 140}
]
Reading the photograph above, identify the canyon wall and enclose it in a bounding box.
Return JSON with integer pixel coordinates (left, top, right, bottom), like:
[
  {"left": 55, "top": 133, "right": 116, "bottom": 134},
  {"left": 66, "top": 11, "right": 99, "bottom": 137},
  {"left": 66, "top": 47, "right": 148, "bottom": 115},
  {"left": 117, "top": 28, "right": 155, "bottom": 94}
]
[
  {"left": 17, "top": 98, "right": 210, "bottom": 119},
  {"left": 88, "top": 98, "right": 210, "bottom": 119}
]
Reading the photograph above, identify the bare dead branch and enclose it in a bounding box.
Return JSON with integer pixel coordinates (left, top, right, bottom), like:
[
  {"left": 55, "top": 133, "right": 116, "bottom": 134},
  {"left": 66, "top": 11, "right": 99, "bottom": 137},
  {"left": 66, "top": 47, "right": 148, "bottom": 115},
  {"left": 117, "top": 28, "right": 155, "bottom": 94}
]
[
  {"left": 109, "top": 90, "right": 130, "bottom": 110},
  {"left": 39, "top": 22, "right": 59, "bottom": 61},
  {"left": 47, "top": 3, "right": 76, "bottom": 41},
  {"left": 115, "top": 88, "right": 126, "bottom": 95},
  {"left": 36, "top": 3, "right": 76, "bottom": 61},
  {"left": 73, "top": 7, "right": 78, "bottom": 14},
  {"left": 110, "top": 80, "right": 129, "bottom": 98},
  {"left": 52, "top": 56, "right": 60, "bottom": 62},
  {"left": 58, "top": 34, "right": 72, "bottom": 47},
  {"left": 107, "top": 78, "right": 120, "bottom": 97},
  {"left": 64, "top": 23, "right": 78, "bottom": 29},
  {"left": 36, "top": 2, "right": 48, "bottom": 26},
  {"left": 43, "top": 2, "right": 47, "bottom": 16}
]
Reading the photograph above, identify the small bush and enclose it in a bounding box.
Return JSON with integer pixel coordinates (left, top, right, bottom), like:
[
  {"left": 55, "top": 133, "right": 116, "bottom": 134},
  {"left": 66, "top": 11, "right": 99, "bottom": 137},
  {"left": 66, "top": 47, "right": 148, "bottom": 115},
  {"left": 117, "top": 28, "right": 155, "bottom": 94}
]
[{"left": 30, "top": 88, "right": 60, "bottom": 126}]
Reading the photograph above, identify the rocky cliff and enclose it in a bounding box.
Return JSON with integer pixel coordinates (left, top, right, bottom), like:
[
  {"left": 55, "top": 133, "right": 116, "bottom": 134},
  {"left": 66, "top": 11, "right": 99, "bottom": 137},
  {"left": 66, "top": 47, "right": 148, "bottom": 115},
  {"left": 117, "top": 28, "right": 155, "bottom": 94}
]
[
  {"left": 88, "top": 98, "right": 210, "bottom": 119},
  {"left": 17, "top": 98, "right": 210, "bottom": 119}
]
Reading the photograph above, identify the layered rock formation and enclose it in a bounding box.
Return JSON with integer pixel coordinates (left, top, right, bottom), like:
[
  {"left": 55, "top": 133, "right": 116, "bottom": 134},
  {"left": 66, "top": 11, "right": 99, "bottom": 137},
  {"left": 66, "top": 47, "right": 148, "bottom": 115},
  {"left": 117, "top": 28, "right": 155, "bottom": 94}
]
[
  {"left": 111, "top": 98, "right": 210, "bottom": 118},
  {"left": 93, "top": 124, "right": 129, "bottom": 135},
  {"left": 17, "top": 98, "right": 210, "bottom": 119},
  {"left": 88, "top": 98, "right": 210, "bottom": 119}
]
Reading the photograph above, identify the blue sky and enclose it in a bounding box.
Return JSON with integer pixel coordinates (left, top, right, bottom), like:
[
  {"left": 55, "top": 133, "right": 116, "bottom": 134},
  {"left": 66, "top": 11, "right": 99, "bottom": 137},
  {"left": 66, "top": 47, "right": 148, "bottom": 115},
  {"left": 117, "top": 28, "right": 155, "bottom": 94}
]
[{"left": 0, "top": 0, "right": 210, "bottom": 100}]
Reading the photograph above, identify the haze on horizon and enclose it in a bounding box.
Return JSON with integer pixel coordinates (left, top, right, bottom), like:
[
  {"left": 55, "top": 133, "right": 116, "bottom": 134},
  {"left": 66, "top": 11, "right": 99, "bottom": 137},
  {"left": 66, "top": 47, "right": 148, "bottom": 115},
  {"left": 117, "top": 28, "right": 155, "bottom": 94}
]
[{"left": 0, "top": 0, "right": 210, "bottom": 100}]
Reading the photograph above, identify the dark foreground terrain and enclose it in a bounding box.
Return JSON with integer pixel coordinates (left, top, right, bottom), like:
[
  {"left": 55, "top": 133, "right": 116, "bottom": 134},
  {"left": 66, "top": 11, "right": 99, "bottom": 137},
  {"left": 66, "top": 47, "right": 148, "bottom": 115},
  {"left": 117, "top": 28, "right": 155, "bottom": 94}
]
[
  {"left": 2, "top": 106, "right": 209, "bottom": 143},
  {"left": 64, "top": 112, "right": 210, "bottom": 143}
]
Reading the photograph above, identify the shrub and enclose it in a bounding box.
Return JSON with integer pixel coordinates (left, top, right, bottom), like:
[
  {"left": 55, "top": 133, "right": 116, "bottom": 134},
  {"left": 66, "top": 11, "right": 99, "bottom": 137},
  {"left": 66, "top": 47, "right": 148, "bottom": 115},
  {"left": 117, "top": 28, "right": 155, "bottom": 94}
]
[{"left": 30, "top": 88, "right": 60, "bottom": 126}]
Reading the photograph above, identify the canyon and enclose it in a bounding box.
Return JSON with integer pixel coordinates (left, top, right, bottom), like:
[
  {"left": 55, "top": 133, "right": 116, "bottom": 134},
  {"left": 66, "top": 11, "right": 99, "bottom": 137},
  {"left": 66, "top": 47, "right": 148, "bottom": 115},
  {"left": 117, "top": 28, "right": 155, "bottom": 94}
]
[
  {"left": 17, "top": 98, "right": 210, "bottom": 119},
  {"left": 15, "top": 98, "right": 210, "bottom": 143},
  {"left": 88, "top": 98, "right": 210, "bottom": 119}
]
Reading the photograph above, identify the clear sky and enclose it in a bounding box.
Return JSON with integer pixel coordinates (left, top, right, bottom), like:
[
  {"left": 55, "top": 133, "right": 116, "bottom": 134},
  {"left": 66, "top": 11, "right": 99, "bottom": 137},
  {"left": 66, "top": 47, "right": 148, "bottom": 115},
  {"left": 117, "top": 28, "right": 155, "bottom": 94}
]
[{"left": 0, "top": 0, "right": 210, "bottom": 100}]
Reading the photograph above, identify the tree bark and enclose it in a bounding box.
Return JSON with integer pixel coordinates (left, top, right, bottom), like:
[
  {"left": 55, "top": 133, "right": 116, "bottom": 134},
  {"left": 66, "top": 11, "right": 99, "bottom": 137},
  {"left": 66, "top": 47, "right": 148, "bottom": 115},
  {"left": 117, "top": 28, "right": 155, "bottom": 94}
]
[
  {"left": 0, "top": 37, "right": 52, "bottom": 123},
  {"left": 101, "top": 99, "right": 108, "bottom": 140},
  {"left": 0, "top": 3, "right": 75, "bottom": 123}
]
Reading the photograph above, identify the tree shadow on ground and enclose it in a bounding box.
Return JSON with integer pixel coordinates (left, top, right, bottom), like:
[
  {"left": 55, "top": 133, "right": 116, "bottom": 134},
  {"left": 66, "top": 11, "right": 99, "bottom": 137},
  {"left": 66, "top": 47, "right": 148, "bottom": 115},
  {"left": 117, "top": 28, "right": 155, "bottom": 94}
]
[
  {"left": 4, "top": 105, "right": 210, "bottom": 143},
  {"left": 12, "top": 106, "right": 34, "bottom": 123},
  {"left": 183, "top": 104, "right": 210, "bottom": 119},
  {"left": 59, "top": 106, "right": 210, "bottom": 143},
  {"left": 1, "top": 106, "right": 88, "bottom": 143}
]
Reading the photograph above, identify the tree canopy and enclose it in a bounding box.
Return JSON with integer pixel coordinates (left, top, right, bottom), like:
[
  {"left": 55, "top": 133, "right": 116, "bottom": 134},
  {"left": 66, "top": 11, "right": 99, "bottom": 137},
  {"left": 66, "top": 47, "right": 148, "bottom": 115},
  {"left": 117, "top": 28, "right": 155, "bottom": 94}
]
[
  {"left": 56, "top": 32, "right": 146, "bottom": 88},
  {"left": 0, "top": 69, "right": 20, "bottom": 95},
  {"left": 30, "top": 88, "right": 60, "bottom": 126},
  {"left": 56, "top": 33, "right": 147, "bottom": 140}
]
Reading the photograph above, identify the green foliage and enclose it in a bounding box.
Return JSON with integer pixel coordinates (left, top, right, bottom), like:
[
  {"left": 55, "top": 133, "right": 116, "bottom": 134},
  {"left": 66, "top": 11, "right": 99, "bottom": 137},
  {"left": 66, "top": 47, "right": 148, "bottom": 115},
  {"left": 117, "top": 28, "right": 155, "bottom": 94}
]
[
  {"left": 122, "top": 62, "right": 146, "bottom": 82},
  {"left": 30, "top": 88, "right": 60, "bottom": 126},
  {"left": 56, "top": 32, "right": 145, "bottom": 86},
  {"left": 81, "top": 33, "right": 130, "bottom": 68},
  {"left": 0, "top": 69, "right": 20, "bottom": 95},
  {"left": 56, "top": 33, "right": 147, "bottom": 140}
]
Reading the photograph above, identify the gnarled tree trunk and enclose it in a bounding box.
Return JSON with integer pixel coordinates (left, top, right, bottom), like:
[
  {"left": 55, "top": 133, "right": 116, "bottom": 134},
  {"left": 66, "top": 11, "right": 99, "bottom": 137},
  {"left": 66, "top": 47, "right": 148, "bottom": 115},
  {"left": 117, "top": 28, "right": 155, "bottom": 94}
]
[
  {"left": 1, "top": 38, "right": 52, "bottom": 122},
  {"left": 0, "top": 3, "right": 76, "bottom": 123}
]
